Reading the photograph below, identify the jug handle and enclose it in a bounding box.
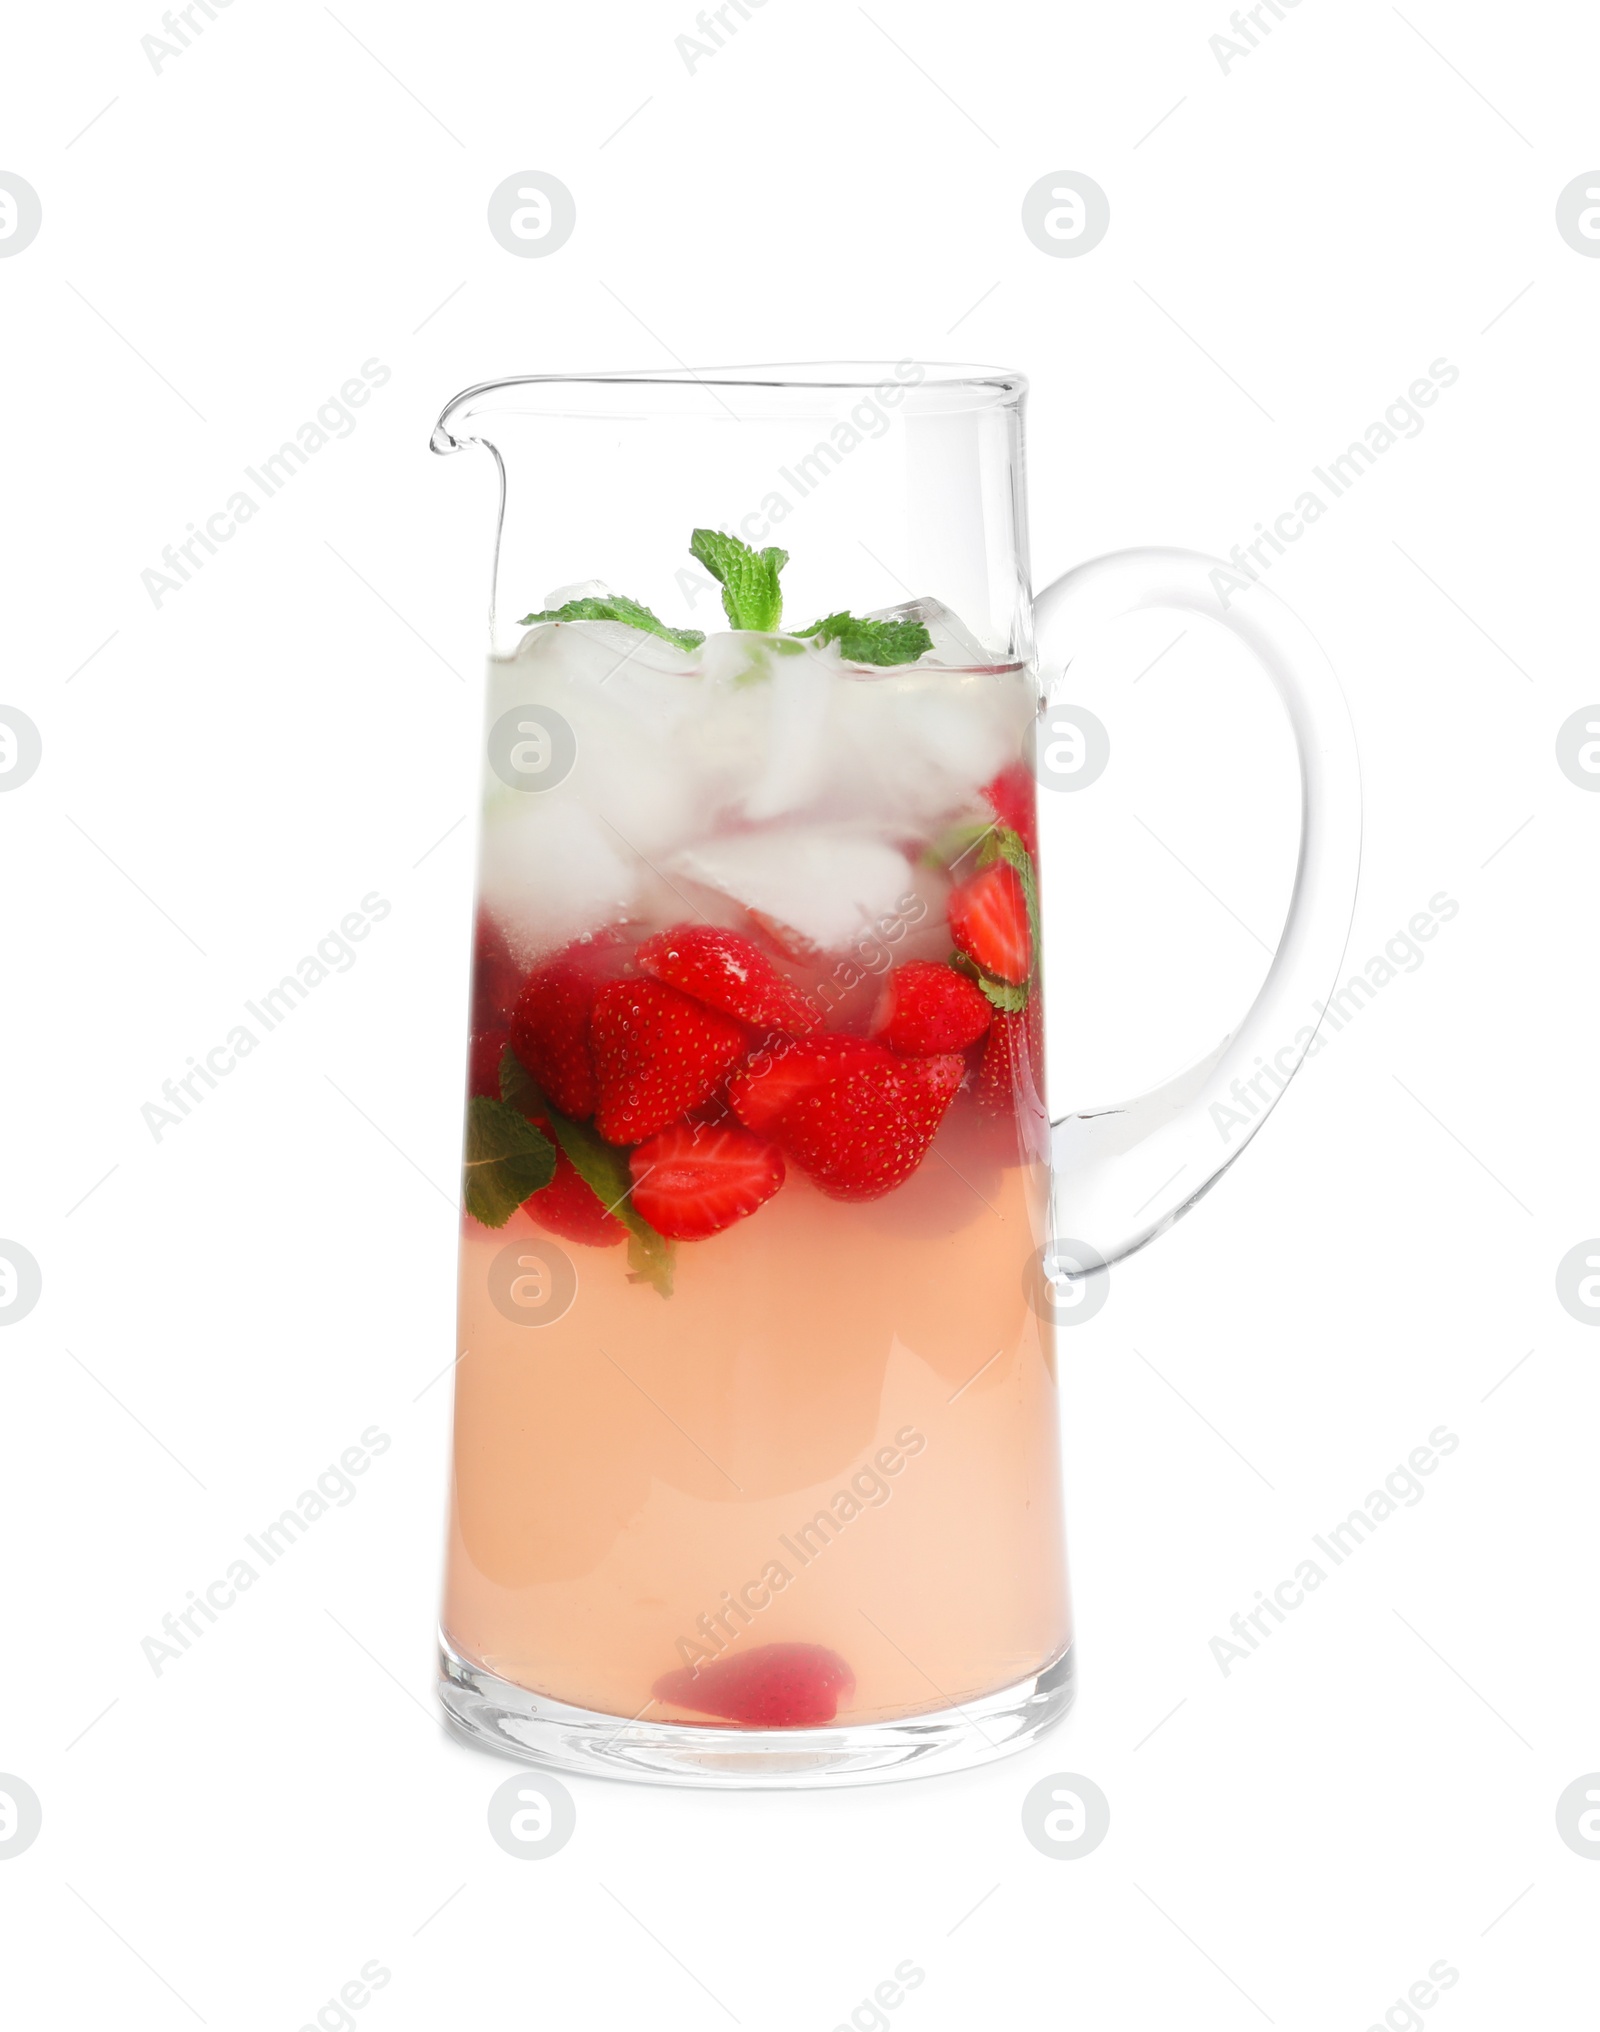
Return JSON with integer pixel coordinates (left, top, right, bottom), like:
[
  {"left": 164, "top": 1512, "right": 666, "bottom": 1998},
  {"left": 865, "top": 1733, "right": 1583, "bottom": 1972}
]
[{"left": 1033, "top": 547, "right": 1362, "bottom": 1268}]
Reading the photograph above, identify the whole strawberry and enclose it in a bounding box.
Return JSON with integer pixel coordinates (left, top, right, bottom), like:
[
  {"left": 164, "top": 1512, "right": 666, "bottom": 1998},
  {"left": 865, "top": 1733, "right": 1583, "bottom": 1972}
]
[
  {"left": 872, "top": 960, "right": 992, "bottom": 1055},
  {"left": 590, "top": 978, "right": 749, "bottom": 1145},
  {"left": 509, "top": 933, "right": 626, "bottom": 1120}
]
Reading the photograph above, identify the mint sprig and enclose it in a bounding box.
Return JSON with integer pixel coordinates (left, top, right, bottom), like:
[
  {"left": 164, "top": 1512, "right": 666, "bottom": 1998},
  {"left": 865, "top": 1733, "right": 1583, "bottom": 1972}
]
[
  {"left": 464, "top": 1096, "right": 557, "bottom": 1229},
  {"left": 518, "top": 593, "right": 705, "bottom": 653},
  {"left": 500, "top": 1049, "right": 676, "bottom": 1298},
  {"left": 689, "top": 529, "right": 788, "bottom": 632},
  {"left": 795, "top": 611, "right": 933, "bottom": 667},
  {"left": 950, "top": 949, "right": 1029, "bottom": 1013}
]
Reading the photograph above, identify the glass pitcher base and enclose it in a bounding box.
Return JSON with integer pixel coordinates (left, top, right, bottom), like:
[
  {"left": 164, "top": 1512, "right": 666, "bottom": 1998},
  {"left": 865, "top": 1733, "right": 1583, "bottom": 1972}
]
[{"left": 439, "top": 1636, "right": 1075, "bottom": 1790}]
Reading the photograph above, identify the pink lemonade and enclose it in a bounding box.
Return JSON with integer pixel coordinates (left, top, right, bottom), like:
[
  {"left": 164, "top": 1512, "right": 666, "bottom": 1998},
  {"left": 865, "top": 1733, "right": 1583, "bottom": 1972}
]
[{"left": 442, "top": 595, "right": 1070, "bottom": 1736}]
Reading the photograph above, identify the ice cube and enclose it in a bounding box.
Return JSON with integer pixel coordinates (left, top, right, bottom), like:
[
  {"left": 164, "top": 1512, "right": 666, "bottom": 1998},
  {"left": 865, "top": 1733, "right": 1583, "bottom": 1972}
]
[
  {"left": 478, "top": 802, "right": 640, "bottom": 966},
  {"left": 668, "top": 825, "right": 915, "bottom": 953},
  {"left": 866, "top": 596, "right": 995, "bottom": 669},
  {"left": 812, "top": 668, "right": 1015, "bottom": 836}
]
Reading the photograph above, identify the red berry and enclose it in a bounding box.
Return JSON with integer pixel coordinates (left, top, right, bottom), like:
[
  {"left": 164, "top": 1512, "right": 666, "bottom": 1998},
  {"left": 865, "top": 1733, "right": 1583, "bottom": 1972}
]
[
  {"left": 872, "top": 960, "right": 992, "bottom": 1055},
  {"left": 523, "top": 1147, "right": 627, "bottom": 1248},
  {"left": 471, "top": 913, "right": 525, "bottom": 1033},
  {"left": 468, "top": 1026, "right": 510, "bottom": 1099},
  {"left": 628, "top": 1121, "right": 784, "bottom": 1240},
  {"left": 975, "top": 999, "right": 1044, "bottom": 1115},
  {"left": 652, "top": 1642, "right": 855, "bottom": 1727},
  {"left": 590, "top": 978, "right": 749, "bottom": 1146},
  {"left": 982, "top": 761, "right": 1038, "bottom": 853},
  {"left": 637, "top": 923, "right": 819, "bottom": 1035},
  {"left": 760, "top": 1040, "right": 964, "bottom": 1201},
  {"left": 509, "top": 934, "right": 626, "bottom": 1120},
  {"left": 948, "top": 860, "right": 1032, "bottom": 985},
  {"left": 727, "top": 1034, "right": 882, "bottom": 1134}
]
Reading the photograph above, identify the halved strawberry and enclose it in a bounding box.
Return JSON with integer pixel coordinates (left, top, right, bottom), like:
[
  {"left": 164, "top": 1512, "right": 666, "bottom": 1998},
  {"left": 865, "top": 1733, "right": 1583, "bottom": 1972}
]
[
  {"left": 590, "top": 979, "right": 749, "bottom": 1145},
  {"left": 982, "top": 760, "right": 1038, "bottom": 853},
  {"left": 523, "top": 1147, "right": 628, "bottom": 1247},
  {"left": 765, "top": 1041, "right": 964, "bottom": 1200},
  {"left": 948, "top": 860, "right": 1032, "bottom": 985},
  {"left": 628, "top": 1121, "right": 784, "bottom": 1240},
  {"left": 871, "top": 960, "right": 992, "bottom": 1056},
  {"left": 509, "top": 933, "right": 626, "bottom": 1120},
  {"left": 652, "top": 1642, "right": 855, "bottom": 1727},
  {"left": 636, "top": 923, "right": 819, "bottom": 1035},
  {"left": 726, "top": 1033, "right": 882, "bottom": 1134}
]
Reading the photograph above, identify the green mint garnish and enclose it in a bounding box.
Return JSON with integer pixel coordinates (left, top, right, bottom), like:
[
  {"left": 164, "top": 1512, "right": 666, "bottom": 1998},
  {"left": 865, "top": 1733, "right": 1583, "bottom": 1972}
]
[
  {"left": 500, "top": 1049, "right": 676, "bottom": 1298},
  {"left": 794, "top": 612, "right": 934, "bottom": 667},
  {"left": 949, "top": 948, "right": 1029, "bottom": 1012},
  {"left": 518, "top": 594, "right": 705, "bottom": 654},
  {"left": 689, "top": 529, "right": 788, "bottom": 632},
  {"left": 464, "top": 1096, "right": 557, "bottom": 1228}
]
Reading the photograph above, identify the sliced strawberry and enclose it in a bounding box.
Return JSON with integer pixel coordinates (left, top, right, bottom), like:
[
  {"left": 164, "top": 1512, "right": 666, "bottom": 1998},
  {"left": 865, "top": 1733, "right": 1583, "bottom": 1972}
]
[
  {"left": 872, "top": 960, "right": 992, "bottom": 1056},
  {"left": 745, "top": 907, "right": 822, "bottom": 962},
  {"left": 590, "top": 979, "right": 749, "bottom": 1145},
  {"left": 982, "top": 760, "right": 1038, "bottom": 853},
  {"left": 628, "top": 1121, "right": 784, "bottom": 1240},
  {"left": 509, "top": 934, "right": 626, "bottom": 1120},
  {"left": 652, "top": 1642, "right": 855, "bottom": 1727},
  {"left": 636, "top": 923, "right": 820, "bottom": 1035},
  {"left": 948, "top": 860, "right": 1032, "bottom": 985},
  {"left": 523, "top": 1148, "right": 628, "bottom": 1247},
  {"left": 766, "top": 1041, "right": 964, "bottom": 1200},
  {"left": 468, "top": 1025, "right": 511, "bottom": 1100}
]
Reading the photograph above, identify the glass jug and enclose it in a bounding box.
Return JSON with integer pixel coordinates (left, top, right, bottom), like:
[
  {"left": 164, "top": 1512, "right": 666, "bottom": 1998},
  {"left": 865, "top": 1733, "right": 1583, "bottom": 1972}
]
[{"left": 430, "top": 363, "right": 1360, "bottom": 1786}]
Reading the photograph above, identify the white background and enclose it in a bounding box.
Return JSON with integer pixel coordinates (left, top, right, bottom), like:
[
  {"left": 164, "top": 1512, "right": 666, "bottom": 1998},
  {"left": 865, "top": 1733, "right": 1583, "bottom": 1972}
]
[{"left": 3, "top": 0, "right": 1598, "bottom": 2025}]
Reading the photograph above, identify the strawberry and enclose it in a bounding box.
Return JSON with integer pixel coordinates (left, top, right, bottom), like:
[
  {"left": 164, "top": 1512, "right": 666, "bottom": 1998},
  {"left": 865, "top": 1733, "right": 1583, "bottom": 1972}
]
[
  {"left": 652, "top": 1642, "right": 855, "bottom": 1727},
  {"left": 523, "top": 1147, "right": 628, "bottom": 1248},
  {"left": 509, "top": 934, "right": 626, "bottom": 1120},
  {"left": 590, "top": 978, "right": 749, "bottom": 1145},
  {"left": 468, "top": 1026, "right": 510, "bottom": 1100},
  {"left": 975, "top": 995, "right": 1045, "bottom": 1115},
  {"left": 470, "top": 912, "right": 526, "bottom": 1032},
  {"left": 762, "top": 1040, "right": 964, "bottom": 1200},
  {"left": 982, "top": 760, "right": 1038, "bottom": 853},
  {"left": 628, "top": 1121, "right": 784, "bottom": 1240},
  {"left": 948, "top": 860, "right": 1032, "bottom": 985},
  {"left": 636, "top": 923, "right": 819, "bottom": 1035},
  {"left": 872, "top": 960, "right": 992, "bottom": 1056},
  {"left": 727, "top": 1033, "right": 881, "bottom": 1135}
]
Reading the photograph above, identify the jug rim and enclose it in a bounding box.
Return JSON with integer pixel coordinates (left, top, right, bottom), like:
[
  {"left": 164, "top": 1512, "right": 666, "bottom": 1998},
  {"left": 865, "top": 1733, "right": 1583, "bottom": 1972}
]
[{"left": 431, "top": 363, "right": 1026, "bottom": 451}]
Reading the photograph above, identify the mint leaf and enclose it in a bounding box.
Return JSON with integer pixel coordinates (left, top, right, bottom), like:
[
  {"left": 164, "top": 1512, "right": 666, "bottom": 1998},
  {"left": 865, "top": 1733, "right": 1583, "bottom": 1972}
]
[
  {"left": 464, "top": 1096, "right": 557, "bottom": 1229},
  {"left": 949, "top": 948, "right": 1029, "bottom": 1013},
  {"left": 518, "top": 593, "right": 704, "bottom": 653},
  {"left": 500, "top": 1049, "right": 676, "bottom": 1297},
  {"left": 689, "top": 529, "right": 788, "bottom": 632},
  {"left": 794, "top": 611, "right": 933, "bottom": 667}
]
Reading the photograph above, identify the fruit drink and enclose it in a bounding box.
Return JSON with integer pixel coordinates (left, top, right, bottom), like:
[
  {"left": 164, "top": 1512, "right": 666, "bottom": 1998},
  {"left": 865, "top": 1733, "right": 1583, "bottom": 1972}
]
[{"left": 444, "top": 533, "right": 1068, "bottom": 1728}]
